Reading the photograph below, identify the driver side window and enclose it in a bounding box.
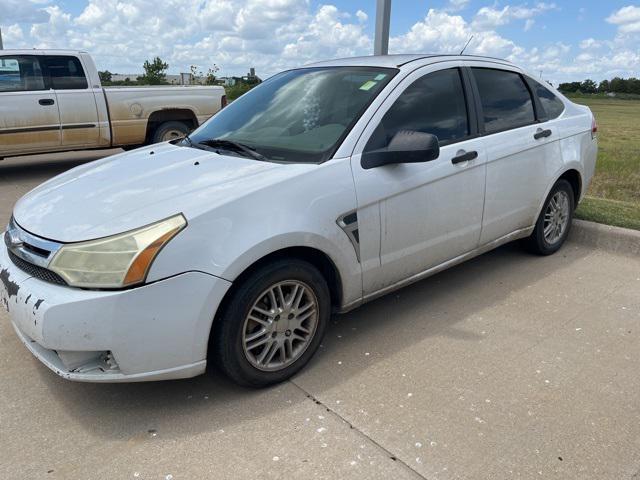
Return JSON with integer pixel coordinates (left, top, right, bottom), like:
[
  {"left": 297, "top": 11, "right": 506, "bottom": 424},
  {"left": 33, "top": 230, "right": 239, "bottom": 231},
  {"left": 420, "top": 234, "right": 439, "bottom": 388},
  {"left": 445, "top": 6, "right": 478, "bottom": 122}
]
[{"left": 365, "top": 68, "right": 469, "bottom": 151}]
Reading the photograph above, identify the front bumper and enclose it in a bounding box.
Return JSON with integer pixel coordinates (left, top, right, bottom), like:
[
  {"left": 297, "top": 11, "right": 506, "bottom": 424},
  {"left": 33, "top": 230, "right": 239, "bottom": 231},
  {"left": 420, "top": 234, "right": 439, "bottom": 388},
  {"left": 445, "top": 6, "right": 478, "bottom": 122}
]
[{"left": 0, "top": 244, "right": 231, "bottom": 382}]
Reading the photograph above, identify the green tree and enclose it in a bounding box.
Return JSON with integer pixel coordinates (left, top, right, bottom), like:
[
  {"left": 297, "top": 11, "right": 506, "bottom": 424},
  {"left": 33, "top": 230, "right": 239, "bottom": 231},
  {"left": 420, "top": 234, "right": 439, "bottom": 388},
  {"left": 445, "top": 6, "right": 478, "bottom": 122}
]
[
  {"left": 98, "top": 70, "right": 112, "bottom": 84},
  {"left": 628, "top": 78, "right": 640, "bottom": 95},
  {"left": 204, "top": 66, "right": 220, "bottom": 85},
  {"left": 189, "top": 64, "right": 220, "bottom": 85},
  {"left": 138, "top": 57, "right": 169, "bottom": 85},
  {"left": 558, "top": 82, "right": 581, "bottom": 93},
  {"left": 580, "top": 79, "right": 597, "bottom": 94},
  {"left": 610, "top": 77, "right": 626, "bottom": 93},
  {"left": 598, "top": 79, "right": 610, "bottom": 93}
]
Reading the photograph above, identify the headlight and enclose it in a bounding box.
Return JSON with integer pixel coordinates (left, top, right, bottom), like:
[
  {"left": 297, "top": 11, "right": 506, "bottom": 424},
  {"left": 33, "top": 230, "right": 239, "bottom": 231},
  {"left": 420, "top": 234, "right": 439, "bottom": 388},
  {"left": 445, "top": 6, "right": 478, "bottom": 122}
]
[{"left": 49, "top": 214, "right": 186, "bottom": 289}]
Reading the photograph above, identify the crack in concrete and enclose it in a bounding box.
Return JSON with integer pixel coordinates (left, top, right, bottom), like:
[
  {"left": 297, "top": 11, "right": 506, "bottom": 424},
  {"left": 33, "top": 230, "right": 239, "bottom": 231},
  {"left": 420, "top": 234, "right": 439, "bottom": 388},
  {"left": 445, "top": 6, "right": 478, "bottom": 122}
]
[{"left": 289, "top": 380, "right": 428, "bottom": 480}]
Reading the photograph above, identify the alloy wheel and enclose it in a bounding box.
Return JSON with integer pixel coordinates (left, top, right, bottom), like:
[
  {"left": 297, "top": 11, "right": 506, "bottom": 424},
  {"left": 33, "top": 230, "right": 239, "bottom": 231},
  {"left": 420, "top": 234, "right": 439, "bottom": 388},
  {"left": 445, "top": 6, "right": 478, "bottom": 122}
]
[
  {"left": 241, "top": 280, "right": 319, "bottom": 372},
  {"left": 543, "top": 190, "right": 570, "bottom": 245}
]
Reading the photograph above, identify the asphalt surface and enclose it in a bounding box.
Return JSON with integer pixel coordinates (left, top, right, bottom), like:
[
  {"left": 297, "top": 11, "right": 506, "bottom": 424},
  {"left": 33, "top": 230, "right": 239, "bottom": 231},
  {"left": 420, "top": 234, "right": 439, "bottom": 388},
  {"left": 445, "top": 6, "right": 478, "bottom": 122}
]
[{"left": 1, "top": 151, "right": 639, "bottom": 480}]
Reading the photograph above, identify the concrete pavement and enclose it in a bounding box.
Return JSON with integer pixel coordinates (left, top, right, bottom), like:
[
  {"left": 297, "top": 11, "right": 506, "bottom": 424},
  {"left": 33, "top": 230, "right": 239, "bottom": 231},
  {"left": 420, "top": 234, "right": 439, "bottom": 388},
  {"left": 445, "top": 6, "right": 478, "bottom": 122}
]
[{"left": 1, "top": 151, "right": 639, "bottom": 479}]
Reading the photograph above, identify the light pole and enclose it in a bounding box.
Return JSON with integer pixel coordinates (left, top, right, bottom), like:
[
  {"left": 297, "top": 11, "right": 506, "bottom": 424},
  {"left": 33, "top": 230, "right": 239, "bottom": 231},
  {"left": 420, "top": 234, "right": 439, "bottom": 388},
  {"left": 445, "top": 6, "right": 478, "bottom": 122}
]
[
  {"left": 374, "top": 0, "right": 391, "bottom": 55},
  {"left": 0, "top": 27, "right": 4, "bottom": 50}
]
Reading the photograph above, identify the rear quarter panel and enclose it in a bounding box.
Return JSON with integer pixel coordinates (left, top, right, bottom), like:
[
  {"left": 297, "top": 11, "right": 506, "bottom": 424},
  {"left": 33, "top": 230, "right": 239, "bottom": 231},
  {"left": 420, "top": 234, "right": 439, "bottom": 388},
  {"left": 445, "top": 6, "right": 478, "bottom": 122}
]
[{"left": 104, "top": 86, "right": 224, "bottom": 146}]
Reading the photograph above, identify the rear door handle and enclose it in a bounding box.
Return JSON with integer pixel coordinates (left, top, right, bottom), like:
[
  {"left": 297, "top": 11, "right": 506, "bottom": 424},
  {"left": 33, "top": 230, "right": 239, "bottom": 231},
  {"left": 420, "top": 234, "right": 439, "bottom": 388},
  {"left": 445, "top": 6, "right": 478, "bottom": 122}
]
[
  {"left": 451, "top": 150, "right": 478, "bottom": 164},
  {"left": 39, "top": 99, "right": 55, "bottom": 106},
  {"left": 534, "top": 128, "right": 552, "bottom": 140}
]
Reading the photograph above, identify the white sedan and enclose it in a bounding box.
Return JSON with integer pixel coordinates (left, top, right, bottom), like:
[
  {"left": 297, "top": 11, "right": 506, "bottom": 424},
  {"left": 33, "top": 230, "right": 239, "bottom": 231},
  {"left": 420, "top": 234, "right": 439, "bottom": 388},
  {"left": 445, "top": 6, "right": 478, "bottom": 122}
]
[{"left": 0, "top": 54, "right": 597, "bottom": 386}]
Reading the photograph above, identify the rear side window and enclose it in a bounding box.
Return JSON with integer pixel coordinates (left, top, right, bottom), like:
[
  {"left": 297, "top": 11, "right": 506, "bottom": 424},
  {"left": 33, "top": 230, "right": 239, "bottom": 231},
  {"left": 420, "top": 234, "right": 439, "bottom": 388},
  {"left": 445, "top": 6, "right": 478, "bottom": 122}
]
[
  {"left": 42, "top": 56, "right": 88, "bottom": 90},
  {"left": 530, "top": 79, "right": 565, "bottom": 120},
  {"left": 0, "top": 56, "right": 45, "bottom": 92},
  {"left": 366, "top": 68, "right": 469, "bottom": 150},
  {"left": 472, "top": 68, "right": 535, "bottom": 134}
]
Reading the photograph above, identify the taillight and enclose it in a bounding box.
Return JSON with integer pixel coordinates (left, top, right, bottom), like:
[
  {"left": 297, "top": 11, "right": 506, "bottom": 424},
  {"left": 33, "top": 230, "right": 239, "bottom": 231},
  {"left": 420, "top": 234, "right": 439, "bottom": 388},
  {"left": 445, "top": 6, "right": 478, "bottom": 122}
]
[
  {"left": 221, "top": 95, "right": 227, "bottom": 109},
  {"left": 591, "top": 116, "right": 598, "bottom": 139}
]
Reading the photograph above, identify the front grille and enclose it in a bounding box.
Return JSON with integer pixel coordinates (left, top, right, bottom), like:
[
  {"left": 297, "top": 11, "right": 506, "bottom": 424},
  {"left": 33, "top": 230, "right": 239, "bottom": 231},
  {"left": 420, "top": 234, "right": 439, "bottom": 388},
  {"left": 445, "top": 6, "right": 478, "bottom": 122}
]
[{"left": 8, "top": 250, "right": 67, "bottom": 286}]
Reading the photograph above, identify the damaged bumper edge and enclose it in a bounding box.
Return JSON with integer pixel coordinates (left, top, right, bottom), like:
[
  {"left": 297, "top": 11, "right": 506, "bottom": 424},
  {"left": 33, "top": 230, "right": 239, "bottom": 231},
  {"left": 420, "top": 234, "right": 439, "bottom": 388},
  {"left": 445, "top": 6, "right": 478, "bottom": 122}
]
[{"left": 0, "top": 245, "right": 231, "bottom": 383}]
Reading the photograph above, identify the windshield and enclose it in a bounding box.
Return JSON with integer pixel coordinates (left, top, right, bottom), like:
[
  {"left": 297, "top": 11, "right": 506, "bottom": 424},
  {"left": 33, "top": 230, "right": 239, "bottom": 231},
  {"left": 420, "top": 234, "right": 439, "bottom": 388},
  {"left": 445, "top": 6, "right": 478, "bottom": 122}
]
[{"left": 186, "top": 66, "right": 397, "bottom": 163}]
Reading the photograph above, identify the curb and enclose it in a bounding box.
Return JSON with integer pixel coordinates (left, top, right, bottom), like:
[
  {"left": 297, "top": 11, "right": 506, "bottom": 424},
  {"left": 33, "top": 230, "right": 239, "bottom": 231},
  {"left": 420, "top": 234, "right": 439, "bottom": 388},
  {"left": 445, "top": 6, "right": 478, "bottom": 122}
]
[{"left": 569, "top": 219, "right": 640, "bottom": 256}]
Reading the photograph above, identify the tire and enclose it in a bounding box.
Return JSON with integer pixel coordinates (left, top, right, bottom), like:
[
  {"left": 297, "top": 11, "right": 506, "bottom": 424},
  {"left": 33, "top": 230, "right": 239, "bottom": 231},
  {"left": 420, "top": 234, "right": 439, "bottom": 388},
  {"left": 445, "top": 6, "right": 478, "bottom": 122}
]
[
  {"left": 151, "top": 121, "right": 190, "bottom": 144},
  {"left": 211, "top": 259, "right": 330, "bottom": 387},
  {"left": 523, "top": 179, "right": 575, "bottom": 255}
]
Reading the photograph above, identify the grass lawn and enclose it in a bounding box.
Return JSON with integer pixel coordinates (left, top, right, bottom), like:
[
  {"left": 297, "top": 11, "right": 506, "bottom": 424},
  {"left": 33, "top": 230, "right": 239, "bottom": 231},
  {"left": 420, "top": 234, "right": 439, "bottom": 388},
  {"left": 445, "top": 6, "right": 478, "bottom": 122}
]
[{"left": 567, "top": 95, "right": 640, "bottom": 230}]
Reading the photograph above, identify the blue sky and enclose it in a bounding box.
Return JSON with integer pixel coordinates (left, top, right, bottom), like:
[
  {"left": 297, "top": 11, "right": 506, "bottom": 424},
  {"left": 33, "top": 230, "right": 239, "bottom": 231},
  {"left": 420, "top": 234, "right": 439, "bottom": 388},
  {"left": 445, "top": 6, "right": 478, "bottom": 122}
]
[{"left": 1, "top": 1, "right": 639, "bottom": 83}]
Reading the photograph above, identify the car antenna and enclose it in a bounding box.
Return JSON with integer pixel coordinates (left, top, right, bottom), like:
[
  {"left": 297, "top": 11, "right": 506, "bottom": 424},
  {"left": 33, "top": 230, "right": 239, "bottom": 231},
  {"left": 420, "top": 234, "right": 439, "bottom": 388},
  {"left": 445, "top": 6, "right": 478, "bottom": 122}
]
[{"left": 459, "top": 35, "right": 474, "bottom": 55}]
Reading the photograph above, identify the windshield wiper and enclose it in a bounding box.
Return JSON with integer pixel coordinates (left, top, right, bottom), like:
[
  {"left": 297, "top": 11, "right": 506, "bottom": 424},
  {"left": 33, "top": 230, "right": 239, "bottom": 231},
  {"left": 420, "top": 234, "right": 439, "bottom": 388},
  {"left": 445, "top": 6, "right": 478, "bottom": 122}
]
[{"left": 194, "top": 138, "right": 267, "bottom": 161}]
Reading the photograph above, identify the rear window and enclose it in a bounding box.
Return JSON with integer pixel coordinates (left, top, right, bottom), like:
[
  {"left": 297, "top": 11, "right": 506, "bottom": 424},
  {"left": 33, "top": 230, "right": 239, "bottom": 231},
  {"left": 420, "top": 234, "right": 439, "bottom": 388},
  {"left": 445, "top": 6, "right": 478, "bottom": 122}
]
[
  {"left": 42, "top": 56, "right": 88, "bottom": 90},
  {"left": 0, "top": 56, "right": 45, "bottom": 92},
  {"left": 530, "top": 79, "right": 565, "bottom": 120},
  {"left": 472, "top": 68, "right": 535, "bottom": 134}
]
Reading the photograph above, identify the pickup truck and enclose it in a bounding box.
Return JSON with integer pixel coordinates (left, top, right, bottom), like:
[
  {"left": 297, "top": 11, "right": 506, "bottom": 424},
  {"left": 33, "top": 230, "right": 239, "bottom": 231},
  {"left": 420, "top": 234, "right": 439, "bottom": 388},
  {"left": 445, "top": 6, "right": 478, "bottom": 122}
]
[{"left": 0, "top": 50, "right": 226, "bottom": 159}]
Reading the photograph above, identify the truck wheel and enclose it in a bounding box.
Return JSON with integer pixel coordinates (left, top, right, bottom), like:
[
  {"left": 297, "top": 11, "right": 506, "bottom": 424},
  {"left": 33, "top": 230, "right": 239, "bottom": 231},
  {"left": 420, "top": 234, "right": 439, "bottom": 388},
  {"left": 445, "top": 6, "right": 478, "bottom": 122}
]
[
  {"left": 211, "top": 259, "right": 330, "bottom": 388},
  {"left": 151, "top": 121, "right": 190, "bottom": 143},
  {"left": 523, "top": 179, "right": 574, "bottom": 255}
]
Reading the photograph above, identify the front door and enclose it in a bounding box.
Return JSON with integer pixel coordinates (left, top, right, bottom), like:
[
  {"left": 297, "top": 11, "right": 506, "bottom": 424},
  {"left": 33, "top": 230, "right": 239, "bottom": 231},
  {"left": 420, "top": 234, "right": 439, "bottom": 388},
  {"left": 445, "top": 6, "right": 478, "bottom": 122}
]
[
  {"left": 41, "top": 55, "right": 101, "bottom": 148},
  {"left": 0, "top": 55, "right": 60, "bottom": 157},
  {"left": 350, "top": 64, "right": 487, "bottom": 295}
]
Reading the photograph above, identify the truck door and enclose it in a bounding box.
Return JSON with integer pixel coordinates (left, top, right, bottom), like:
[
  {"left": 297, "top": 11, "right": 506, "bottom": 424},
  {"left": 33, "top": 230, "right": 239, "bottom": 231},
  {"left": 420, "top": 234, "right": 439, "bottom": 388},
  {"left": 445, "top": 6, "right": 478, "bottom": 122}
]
[
  {"left": 41, "top": 55, "right": 101, "bottom": 148},
  {"left": 0, "top": 55, "right": 61, "bottom": 158}
]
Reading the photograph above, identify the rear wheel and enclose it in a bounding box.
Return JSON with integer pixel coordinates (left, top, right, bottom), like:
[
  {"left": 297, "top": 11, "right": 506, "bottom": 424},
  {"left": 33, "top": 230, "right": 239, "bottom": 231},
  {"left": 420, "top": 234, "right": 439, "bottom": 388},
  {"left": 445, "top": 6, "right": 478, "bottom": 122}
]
[
  {"left": 211, "top": 259, "right": 330, "bottom": 387},
  {"left": 523, "top": 179, "right": 574, "bottom": 255},
  {"left": 151, "top": 121, "right": 190, "bottom": 144}
]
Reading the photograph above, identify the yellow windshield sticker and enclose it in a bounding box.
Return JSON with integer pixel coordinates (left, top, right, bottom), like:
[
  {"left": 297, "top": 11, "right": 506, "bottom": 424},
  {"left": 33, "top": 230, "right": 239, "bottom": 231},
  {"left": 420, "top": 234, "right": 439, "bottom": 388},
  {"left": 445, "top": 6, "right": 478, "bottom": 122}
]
[{"left": 360, "top": 80, "right": 377, "bottom": 91}]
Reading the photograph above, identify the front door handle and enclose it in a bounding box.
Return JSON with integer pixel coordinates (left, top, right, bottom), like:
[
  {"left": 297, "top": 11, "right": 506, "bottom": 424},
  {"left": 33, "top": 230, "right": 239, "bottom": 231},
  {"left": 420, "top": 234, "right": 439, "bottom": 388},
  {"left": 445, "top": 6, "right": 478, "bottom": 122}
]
[
  {"left": 451, "top": 150, "right": 478, "bottom": 164},
  {"left": 534, "top": 128, "right": 552, "bottom": 140},
  {"left": 39, "top": 98, "right": 55, "bottom": 106}
]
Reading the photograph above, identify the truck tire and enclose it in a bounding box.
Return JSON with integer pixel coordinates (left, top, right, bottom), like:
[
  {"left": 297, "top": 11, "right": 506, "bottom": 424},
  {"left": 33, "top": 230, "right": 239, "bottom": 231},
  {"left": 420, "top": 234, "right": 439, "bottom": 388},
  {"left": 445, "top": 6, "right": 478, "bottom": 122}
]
[{"left": 151, "top": 121, "right": 191, "bottom": 144}]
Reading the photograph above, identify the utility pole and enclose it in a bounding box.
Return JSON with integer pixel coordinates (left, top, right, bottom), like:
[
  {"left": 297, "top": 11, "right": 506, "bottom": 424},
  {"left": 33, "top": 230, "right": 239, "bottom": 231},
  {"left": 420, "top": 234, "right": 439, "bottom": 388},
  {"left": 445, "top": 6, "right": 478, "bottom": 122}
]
[
  {"left": 374, "top": 0, "right": 391, "bottom": 55},
  {"left": 0, "top": 27, "right": 4, "bottom": 50}
]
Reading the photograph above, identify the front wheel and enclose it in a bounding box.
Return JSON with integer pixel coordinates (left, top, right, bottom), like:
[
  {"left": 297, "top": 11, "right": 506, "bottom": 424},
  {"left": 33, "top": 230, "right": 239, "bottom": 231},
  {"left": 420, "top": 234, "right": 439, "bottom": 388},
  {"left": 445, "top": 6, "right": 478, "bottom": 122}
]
[
  {"left": 523, "top": 179, "right": 574, "bottom": 255},
  {"left": 211, "top": 259, "right": 330, "bottom": 387}
]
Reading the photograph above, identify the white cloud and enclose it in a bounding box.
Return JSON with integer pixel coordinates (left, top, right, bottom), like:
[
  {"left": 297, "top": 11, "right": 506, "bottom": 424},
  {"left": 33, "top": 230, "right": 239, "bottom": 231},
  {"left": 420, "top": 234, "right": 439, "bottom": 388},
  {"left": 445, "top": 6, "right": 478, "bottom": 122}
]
[
  {"left": 579, "top": 38, "right": 602, "bottom": 49},
  {"left": 473, "top": 3, "right": 556, "bottom": 30},
  {"left": 606, "top": 5, "right": 640, "bottom": 34},
  {"left": 446, "top": 0, "right": 470, "bottom": 12},
  {"left": 2, "top": 23, "right": 24, "bottom": 43},
  {"left": 356, "top": 10, "right": 367, "bottom": 23},
  {"left": 0, "top": 1, "right": 638, "bottom": 84},
  {"left": 0, "top": 0, "right": 51, "bottom": 23}
]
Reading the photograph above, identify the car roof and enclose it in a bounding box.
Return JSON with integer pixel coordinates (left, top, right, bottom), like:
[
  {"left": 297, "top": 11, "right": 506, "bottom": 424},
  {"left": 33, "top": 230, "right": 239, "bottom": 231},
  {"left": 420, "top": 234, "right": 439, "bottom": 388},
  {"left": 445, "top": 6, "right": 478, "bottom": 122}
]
[
  {"left": 0, "top": 49, "right": 89, "bottom": 56},
  {"left": 306, "top": 54, "right": 516, "bottom": 69}
]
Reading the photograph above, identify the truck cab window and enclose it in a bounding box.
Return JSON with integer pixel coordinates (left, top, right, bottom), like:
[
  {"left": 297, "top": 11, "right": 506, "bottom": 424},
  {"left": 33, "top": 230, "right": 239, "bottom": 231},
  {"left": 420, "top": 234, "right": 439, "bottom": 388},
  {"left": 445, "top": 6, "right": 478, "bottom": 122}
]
[
  {"left": 43, "top": 56, "right": 88, "bottom": 90},
  {"left": 0, "top": 56, "right": 45, "bottom": 92}
]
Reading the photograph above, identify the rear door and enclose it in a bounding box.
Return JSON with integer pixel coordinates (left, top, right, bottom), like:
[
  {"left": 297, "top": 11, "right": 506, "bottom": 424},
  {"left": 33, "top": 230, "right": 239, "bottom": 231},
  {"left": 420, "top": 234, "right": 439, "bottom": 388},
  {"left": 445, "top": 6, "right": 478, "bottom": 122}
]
[
  {"left": 0, "top": 55, "right": 61, "bottom": 157},
  {"left": 41, "top": 55, "right": 101, "bottom": 148},
  {"left": 469, "top": 65, "right": 563, "bottom": 244}
]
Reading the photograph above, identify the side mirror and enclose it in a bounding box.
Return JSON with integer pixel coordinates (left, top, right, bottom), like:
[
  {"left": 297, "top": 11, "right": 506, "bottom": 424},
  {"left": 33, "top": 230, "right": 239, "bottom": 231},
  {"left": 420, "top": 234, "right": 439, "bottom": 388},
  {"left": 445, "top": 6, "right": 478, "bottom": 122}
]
[{"left": 361, "top": 130, "right": 440, "bottom": 170}]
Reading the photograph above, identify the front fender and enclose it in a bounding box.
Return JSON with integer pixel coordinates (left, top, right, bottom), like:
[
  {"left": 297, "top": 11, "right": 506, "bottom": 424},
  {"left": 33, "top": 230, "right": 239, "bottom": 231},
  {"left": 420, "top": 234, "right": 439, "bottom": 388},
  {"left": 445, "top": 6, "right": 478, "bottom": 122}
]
[{"left": 147, "top": 157, "right": 362, "bottom": 309}]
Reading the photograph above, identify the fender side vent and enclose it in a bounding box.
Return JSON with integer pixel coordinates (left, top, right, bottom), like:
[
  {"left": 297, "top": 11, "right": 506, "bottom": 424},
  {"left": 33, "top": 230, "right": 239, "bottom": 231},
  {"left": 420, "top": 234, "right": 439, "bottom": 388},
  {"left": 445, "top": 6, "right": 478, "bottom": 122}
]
[{"left": 337, "top": 211, "right": 360, "bottom": 262}]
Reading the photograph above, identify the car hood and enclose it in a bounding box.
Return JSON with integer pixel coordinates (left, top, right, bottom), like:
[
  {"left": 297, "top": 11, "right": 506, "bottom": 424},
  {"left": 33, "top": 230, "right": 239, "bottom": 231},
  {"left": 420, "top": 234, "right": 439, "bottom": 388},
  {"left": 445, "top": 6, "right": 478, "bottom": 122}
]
[{"left": 12, "top": 143, "right": 311, "bottom": 242}]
